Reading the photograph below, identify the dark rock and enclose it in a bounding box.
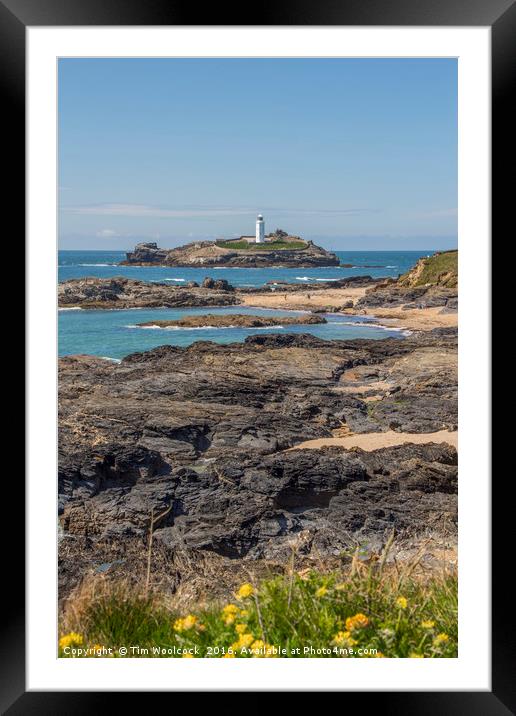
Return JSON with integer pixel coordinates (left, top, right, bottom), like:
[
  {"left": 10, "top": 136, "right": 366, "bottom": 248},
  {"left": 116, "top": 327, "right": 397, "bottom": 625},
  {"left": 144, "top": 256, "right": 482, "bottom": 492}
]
[
  {"left": 59, "top": 329, "right": 457, "bottom": 591},
  {"left": 121, "top": 239, "right": 340, "bottom": 268},
  {"left": 58, "top": 277, "right": 240, "bottom": 309},
  {"left": 201, "top": 277, "right": 234, "bottom": 291}
]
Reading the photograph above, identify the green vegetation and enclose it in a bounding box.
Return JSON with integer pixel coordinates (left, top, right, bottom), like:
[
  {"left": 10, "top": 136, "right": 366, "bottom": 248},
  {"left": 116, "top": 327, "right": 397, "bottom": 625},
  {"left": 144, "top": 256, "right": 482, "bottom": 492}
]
[
  {"left": 216, "top": 240, "right": 307, "bottom": 251},
  {"left": 59, "top": 543, "right": 457, "bottom": 658},
  {"left": 399, "top": 250, "right": 458, "bottom": 288}
]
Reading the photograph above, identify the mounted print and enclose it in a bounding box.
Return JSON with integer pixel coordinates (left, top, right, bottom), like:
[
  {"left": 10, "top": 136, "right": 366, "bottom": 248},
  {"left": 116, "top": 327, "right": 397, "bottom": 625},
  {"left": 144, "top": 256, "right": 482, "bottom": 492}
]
[
  {"left": 17, "top": 17, "right": 501, "bottom": 701},
  {"left": 57, "top": 56, "right": 459, "bottom": 660}
]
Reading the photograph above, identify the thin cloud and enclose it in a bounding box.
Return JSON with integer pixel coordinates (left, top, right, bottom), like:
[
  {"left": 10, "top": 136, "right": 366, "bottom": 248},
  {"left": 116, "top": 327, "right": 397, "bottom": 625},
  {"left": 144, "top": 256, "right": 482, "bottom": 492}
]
[
  {"left": 95, "top": 228, "right": 121, "bottom": 238},
  {"left": 65, "top": 204, "right": 256, "bottom": 218},
  {"left": 63, "top": 203, "right": 377, "bottom": 218}
]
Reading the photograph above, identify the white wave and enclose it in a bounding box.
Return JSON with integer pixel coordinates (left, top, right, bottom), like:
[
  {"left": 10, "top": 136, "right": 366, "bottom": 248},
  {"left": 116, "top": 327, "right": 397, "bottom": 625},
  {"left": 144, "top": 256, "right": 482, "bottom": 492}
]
[
  {"left": 148, "top": 278, "right": 186, "bottom": 283},
  {"left": 59, "top": 306, "right": 82, "bottom": 311},
  {"left": 331, "top": 320, "right": 407, "bottom": 332},
  {"left": 386, "top": 265, "right": 397, "bottom": 268},
  {"left": 295, "top": 276, "right": 313, "bottom": 281},
  {"left": 315, "top": 278, "right": 339, "bottom": 282},
  {"left": 100, "top": 356, "right": 122, "bottom": 363},
  {"left": 76, "top": 263, "right": 118, "bottom": 267},
  {"left": 126, "top": 323, "right": 287, "bottom": 331}
]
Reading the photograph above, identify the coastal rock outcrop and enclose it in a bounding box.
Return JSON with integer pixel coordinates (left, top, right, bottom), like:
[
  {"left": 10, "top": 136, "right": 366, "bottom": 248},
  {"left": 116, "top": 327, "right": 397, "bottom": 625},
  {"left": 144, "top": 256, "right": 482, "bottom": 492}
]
[
  {"left": 397, "top": 250, "right": 458, "bottom": 289},
  {"left": 58, "top": 277, "right": 240, "bottom": 309},
  {"left": 136, "top": 314, "right": 327, "bottom": 329},
  {"left": 357, "top": 285, "right": 458, "bottom": 311},
  {"left": 59, "top": 328, "right": 458, "bottom": 594},
  {"left": 121, "top": 239, "right": 340, "bottom": 268}
]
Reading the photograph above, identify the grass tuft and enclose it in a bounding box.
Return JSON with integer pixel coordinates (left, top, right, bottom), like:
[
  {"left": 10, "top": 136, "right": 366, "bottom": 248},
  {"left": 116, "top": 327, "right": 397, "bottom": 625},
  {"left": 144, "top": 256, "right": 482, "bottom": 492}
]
[{"left": 216, "top": 240, "right": 307, "bottom": 251}]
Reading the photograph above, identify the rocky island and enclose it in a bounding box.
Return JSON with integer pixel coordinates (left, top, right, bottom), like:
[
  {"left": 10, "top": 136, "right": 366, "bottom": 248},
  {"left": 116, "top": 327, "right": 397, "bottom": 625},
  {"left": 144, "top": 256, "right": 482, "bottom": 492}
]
[{"left": 120, "top": 234, "right": 340, "bottom": 268}]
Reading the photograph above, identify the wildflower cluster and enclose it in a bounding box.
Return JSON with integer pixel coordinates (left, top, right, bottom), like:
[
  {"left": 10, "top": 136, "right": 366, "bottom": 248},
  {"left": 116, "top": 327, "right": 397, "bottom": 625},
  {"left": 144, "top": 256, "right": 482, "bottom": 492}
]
[{"left": 58, "top": 566, "right": 457, "bottom": 659}]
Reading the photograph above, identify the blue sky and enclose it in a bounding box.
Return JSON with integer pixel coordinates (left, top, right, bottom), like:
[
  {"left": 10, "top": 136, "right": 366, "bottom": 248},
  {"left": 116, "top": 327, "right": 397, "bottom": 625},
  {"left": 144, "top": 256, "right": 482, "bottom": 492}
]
[{"left": 58, "top": 58, "right": 457, "bottom": 251}]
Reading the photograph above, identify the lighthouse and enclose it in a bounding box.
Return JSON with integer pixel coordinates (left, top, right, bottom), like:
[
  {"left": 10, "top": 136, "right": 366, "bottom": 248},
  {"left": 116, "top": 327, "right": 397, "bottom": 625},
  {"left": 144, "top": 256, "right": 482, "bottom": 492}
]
[{"left": 255, "top": 214, "right": 265, "bottom": 244}]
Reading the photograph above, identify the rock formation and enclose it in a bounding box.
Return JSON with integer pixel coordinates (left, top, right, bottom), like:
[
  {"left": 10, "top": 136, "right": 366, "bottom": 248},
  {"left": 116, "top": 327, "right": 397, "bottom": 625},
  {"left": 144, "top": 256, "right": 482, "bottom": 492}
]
[
  {"left": 121, "top": 239, "right": 340, "bottom": 268},
  {"left": 136, "top": 314, "right": 326, "bottom": 329},
  {"left": 58, "top": 277, "right": 239, "bottom": 309},
  {"left": 58, "top": 328, "right": 457, "bottom": 596}
]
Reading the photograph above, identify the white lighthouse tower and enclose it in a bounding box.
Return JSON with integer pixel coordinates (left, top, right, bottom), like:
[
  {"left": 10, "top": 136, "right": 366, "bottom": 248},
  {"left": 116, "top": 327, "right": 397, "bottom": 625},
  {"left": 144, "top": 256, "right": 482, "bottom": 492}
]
[{"left": 255, "top": 213, "right": 265, "bottom": 244}]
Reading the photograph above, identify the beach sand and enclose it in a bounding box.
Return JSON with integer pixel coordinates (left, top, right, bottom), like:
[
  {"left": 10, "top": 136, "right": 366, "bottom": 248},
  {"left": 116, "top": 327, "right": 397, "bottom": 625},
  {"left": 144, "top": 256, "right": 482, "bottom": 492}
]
[
  {"left": 242, "top": 287, "right": 457, "bottom": 332},
  {"left": 241, "top": 286, "right": 368, "bottom": 311},
  {"left": 290, "top": 429, "right": 458, "bottom": 452}
]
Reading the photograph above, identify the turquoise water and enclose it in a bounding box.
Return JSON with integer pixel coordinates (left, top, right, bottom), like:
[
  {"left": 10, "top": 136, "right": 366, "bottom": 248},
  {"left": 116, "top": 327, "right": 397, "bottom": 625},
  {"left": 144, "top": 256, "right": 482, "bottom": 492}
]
[
  {"left": 58, "top": 250, "right": 426, "bottom": 358},
  {"left": 59, "top": 305, "right": 407, "bottom": 359}
]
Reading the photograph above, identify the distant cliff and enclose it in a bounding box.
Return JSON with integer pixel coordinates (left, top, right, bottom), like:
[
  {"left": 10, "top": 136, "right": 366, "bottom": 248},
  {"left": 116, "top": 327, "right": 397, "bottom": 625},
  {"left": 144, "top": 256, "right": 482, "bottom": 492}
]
[
  {"left": 120, "top": 238, "right": 340, "bottom": 268},
  {"left": 398, "top": 250, "right": 458, "bottom": 288}
]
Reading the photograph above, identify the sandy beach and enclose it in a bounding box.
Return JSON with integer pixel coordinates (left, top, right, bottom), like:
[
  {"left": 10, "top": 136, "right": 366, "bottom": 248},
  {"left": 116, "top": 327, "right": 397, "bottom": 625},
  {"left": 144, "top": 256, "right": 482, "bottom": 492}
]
[
  {"left": 290, "top": 429, "right": 458, "bottom": 452},
  {"left": 242, "top": 286, "right": 458, "bottom": 332},
  {"left": 241, "top": 286, "right": 368, "bottom": 310}
]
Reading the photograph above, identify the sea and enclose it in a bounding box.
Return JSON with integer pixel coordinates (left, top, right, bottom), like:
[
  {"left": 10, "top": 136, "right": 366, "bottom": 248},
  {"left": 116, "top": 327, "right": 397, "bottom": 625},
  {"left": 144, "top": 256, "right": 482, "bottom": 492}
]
[{"left": 58, "top": 249, "right": 430, "bottom": 359}]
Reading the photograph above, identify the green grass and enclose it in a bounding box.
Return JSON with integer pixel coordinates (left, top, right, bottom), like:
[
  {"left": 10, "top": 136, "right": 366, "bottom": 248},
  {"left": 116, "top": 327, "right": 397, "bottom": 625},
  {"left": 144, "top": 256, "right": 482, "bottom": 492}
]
[
  {"left": 215, "top": 240, "right": 307, "bottom": 251},
  {"left": 399, "top": 250, "right": 458, "bottom": 288},
  {"left": 59, "top": 545, "right": 457, "bottom": 658}
]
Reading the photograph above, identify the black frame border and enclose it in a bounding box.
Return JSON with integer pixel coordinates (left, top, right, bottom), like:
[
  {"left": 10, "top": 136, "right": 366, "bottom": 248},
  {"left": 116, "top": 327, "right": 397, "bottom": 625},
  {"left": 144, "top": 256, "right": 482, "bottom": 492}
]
[{"left": 5, "top": 0, "right": 512, "bottom": 710}]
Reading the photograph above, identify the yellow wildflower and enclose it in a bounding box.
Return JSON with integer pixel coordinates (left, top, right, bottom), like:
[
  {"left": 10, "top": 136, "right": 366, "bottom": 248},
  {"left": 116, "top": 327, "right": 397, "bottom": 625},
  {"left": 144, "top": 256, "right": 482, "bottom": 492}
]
[
  {"left": 333, "top": 631, "right": 357, "bottom": 647},
  {"left": 345, "top": 613, "right": 369, "bottom": 631},
  {"left": 421, "top": 620, "right": 435, "bottom": 629},
  {"left": 433, "top": 633, "right": 449, "bottom": 646},
  {"left": 235, "top": 623, "right": 247, "bottom": 634},
  {"left": 231, "top": 633, "right": 254, "bottom": 651},
  {"left": 374, "top": 652, "right": 385, "bottom": 658},
  {"left": 238, "top": 633, "right": 254, "bottom": 649},
  {"left": 250, "top": 639, "right": 265, "bottom": 656},
  {"left": 182, "top": 652, "right": 194, "bottom": 658},
  {"left": 183, "top": 615, "right": 197, "bottom": 629},
  {"left": 264, "top": 644, "right": 278, "bottom": 658},
  {"left": 173, "top": 614, "right": 197, "bottom": 633},
  {"left": 239, "top": 609, "right": 249, "bottom": 618},
  {"left": 396, "top": 596, "right": 408, "bottom": 610},
  {"left": 236, "top": 583, "right": 254, "bottom": 600},
  {"left": 315, "top": 586, "right": 328, "bottom": 598},
  {"left": 410, "top": 653, "right": 424, "bottom": 658},
  {"left": 223, "top": 652, "right": 235, "bottom": 658},
  {"left": 222, "top": 603, "right": 239, "bottom": 615},
  {"left": 58, "top": 632, "right": 83, "bottom": 649}
]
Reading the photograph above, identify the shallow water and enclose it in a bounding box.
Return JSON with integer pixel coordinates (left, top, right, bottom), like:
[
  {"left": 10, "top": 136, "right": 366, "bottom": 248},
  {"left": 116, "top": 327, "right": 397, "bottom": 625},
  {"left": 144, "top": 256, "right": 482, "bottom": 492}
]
[
  {"left": 58, "top": 305, "right": 408, "bottom": 360},
  {"left": 58, "top": 249, "right": 423, "bottom": 358}
]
